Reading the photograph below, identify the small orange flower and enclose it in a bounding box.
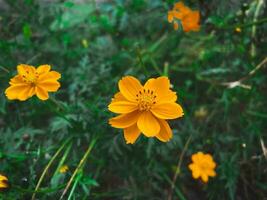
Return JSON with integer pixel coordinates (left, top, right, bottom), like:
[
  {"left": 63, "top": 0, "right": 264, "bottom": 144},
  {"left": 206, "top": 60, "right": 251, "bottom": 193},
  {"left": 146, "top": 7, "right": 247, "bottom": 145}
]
[
  {"left": 5, "top": 64, "right": 61, "bottom": 101},
  {"left": 59, "top": 165, "right": 69, "bottom": 174},
  {"left": 194, "top": 106, "right": 208, "bottom": 119},
  {"left": 108, "top": 76, "right": 184, "bottom": 144},
  {"left": 235, "top": 27, "right": 242, "bottom": 33},
  {"left": 188, "top": 152, "right": 216, "bottom": 183},
  {"left": 0, "top": 174, "right": 8, "bottom": 190},
  {"left": 168, "top": 2, "right": 200, "bottom": 32}
]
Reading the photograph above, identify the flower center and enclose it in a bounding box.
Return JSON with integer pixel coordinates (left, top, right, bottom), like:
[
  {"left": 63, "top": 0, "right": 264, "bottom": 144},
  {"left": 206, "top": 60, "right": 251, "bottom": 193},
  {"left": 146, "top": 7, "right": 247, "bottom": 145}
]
[
  {"left": 21, "top": 70, "right": 39, "bottom": 85},
  {"left": 136, "top": 89, "right": 157, "bottom": 111},
  {"left": 199, "top": 162, "right": 210, "bottom": 171}
]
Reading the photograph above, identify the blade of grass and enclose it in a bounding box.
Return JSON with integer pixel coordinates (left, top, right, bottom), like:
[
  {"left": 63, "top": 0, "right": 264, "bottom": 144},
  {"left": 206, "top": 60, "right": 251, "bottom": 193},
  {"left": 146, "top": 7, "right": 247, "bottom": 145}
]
[
  {"left": 31, "top": 138, "right": 71, "bottom": 200},
  {"left": 167, "top": 134, "right": 192, "bottom": 200},
  {"left": 52, "top": 142, "right": 72, "bottom": 178},
  {"left": 67, "top": 171, "right": 83, "bottom": 200},
  {"left": 59, "top": 138, "right": 97, "bottom": 200},
  {"left": 164, "top": 174, "right": 187, "bottom": 200},
  {"left": 251, "top": 0, "right": 264, "bottom": 58}
]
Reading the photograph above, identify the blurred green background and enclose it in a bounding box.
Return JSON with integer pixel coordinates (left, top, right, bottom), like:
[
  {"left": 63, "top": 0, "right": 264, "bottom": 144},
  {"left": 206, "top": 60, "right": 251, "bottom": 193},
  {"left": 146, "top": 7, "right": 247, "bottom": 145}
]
[{"left": 0, "top": 0, "right": 267, "bottom": 199}]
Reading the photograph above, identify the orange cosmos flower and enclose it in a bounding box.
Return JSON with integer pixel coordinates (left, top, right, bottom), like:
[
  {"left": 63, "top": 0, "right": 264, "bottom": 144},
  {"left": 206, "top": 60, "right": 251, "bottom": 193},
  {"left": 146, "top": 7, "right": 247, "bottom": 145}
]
[
  {"left": 168, "top": 2, "right": 200, "bottom": 32},
  {"left": 0, "top": 174, "right": 8, "bottom": 190},
  {"left": 5, "top": 64, "right": 61, "bottom": 101},
  {"left": 108, "top": 76, "right": 184, "bottom": 144},
  {"left": 188, "top": 152, "right": 216, "bottom": 183},
  {"left": 59, "top": 165, "right": 69, "bottom": 174}
]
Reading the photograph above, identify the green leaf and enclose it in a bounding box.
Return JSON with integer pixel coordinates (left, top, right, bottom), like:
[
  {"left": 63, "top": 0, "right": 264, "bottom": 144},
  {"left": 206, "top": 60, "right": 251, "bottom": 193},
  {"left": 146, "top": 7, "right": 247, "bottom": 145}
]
[{"left": 50, "top": 3, "right": 93, "bottom": 31}]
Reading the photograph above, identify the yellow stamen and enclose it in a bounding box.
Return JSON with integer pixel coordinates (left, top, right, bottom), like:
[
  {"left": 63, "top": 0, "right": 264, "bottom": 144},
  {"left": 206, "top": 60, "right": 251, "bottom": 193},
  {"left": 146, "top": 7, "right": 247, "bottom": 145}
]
[
  {"left": 22, "top": 70, "right": 39, "bottom": 84},
  {"left": 136, "top": 89, "right": 157, "bottom": 111}
]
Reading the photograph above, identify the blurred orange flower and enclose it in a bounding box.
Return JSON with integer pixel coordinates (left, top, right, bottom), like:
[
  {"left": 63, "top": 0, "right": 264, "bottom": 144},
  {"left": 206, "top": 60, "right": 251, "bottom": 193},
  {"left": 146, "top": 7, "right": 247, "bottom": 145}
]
[
  {"left": 168, "top": 2, "right": 200, "bottom": 32},
  {"left": 0, "top": 174, "right": 8, "bottom": 189},
  {"left": 5, "top": 64, "right": 61, "bottom": 101},
  {"left": 59, "top": 165, "right": 69, "bottom": 174},
  {"left": 188, "top": 152, "right": 216, "bottom": 183},
  {"left": 108, "top": 76, "right": 184, "bottom": 144}
]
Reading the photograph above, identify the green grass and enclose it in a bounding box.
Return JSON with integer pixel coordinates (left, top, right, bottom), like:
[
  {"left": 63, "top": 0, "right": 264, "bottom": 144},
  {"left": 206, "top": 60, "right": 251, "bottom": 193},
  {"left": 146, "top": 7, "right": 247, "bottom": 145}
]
[{"left": 0, "top": 0, "right": 267, "bottom": 199}]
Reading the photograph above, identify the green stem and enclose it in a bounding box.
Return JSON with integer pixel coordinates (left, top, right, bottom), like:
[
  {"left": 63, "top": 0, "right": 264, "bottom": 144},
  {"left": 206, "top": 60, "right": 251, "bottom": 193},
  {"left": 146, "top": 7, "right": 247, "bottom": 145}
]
[
  {"left": 136, "top": 46, "right": 149, "bottom": 77},
  {"left": 0, "top": 66, "right": 10, "bottom": 73},
  {"left": 31, "top": 138, "right": 71, "bottom": 200},
  {"left": 167, "top": 134, "right": 192, "bottom": 200},
  {"left": 59, "top": 138, "right": 97, "bottom": 200},
  {"left": 67, "top": 172, "right": 82, "bottom": 200},
  {"left": 251, "top": 0, "right": 264, "bottom": 58}
]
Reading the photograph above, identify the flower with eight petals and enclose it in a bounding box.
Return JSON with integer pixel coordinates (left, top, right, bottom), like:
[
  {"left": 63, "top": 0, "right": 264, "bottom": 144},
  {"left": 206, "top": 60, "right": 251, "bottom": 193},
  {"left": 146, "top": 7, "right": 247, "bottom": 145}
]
[
  {"left": 108, "top": 76, "right": 184, "bottom": 144},
  {"left": 188, "top": 152, "right": 216, "bottom": 183},
  {"left": 5, "top": 64, "right": 61, "bottom": 101}
]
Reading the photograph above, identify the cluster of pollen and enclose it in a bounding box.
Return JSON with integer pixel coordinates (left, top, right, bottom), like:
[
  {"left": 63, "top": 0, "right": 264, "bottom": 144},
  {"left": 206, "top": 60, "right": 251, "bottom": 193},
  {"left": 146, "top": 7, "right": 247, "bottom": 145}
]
[
  {"left": 136, "top": 89, "right": 157, "bottom": 111},
  {"left": 21, "top": 70, "right": 39, "bottom": 85}
]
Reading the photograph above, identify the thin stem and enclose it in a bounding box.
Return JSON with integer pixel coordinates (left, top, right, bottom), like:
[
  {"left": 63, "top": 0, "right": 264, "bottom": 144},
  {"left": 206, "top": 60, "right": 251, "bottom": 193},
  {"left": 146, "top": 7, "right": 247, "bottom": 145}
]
[
  {"left": 197, "top": 57, "right": 267, "bottom": 89},
  {"left": 167, "top": 134, "right": 192, "bottom": 200},
  {"left": 31, "top": 138, "right": 71, "bottom": 200},
  {"left": 59, "top": 138, "right": 97, "bottom": 200},
  {"left": 26, "top": 53, "right": 41, "bottom": 64},
  {"left": 136, "top": 45, "right": 149, "bottom": 77},
  {"left": 250, "top": 0, "right": 264, "bottom": 58},
  {"left": 67, "top": 172, "right": 82, "bottom": 200},
  {"left": 0, "top": 66, "right": 10, "bottom": 73}
]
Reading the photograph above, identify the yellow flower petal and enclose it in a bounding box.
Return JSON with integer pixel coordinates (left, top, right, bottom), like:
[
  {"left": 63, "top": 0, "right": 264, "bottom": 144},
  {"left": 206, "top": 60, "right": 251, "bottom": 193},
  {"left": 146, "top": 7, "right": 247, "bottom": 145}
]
[
  {"left": 192, "top": 152, "right": 204, "bottom": 163},
  {"left": 37, "top": 64, "right": 51, "bottom": 74},
  {"left": 0, "top": 175, "right": 7, "bottom": 181},
  {"left": 38, "top": 71, "right": 61, "bottom": 82},
  {"left": 5, "top": 84, "right": 28, "bottom": 100},
  {"left": 118, "top": 76, "right": 142, "bottom": 102},
  {"left": 151, "top": 102, "right": 184, "bottom": 119},
  {"left": 17, "top": 85, "right": 34, "bottom": 101},
  {"left": 9, "top": 75, "right": 24, "bottom": 85},
  {"left": 111, "top": 92, "right": 127, "bottom": 103},
  {"left": 173, "top": 11, "right": 184, "bottom": 19},
  {"left": 204, "top": 154, "right": 216, "bottom": 168},
  {"left": 144, "top": 77, "right": 177, "bottom": 102},
  {"left": 192, "top": 170, "right": 201, "bottom": 179},
  {"left": 38, "top": 81, "right": 60, "bottom": 92},
  {"left": 174, "top": 22, "right": 179, "bottom": 30},
  {"left": 181, "top": 11, "right": 200, "bottom": 32},
  {"left": 174, "top": 2, "right": 191, "bottom": 15},
  {"left": 168, "top": 11, "right": 174, "bottom": 22},
  {"left": 206, "top": 169, "right": 216, "bottom": 177},
  {"left": 201, "top": 174, "right": 209, "bottom": 183},
  {"left": 156, "top": 119, "right": 173, "bottom": 142},
  {"left": 123, "top": 124, "right": 141, "bottom": 144},
  {"left": 0, "top": 182, "right": 8, "bottom": 188},
  {"left": 17, "top": 64, "right": 35, "bottom": 76},
  {"left": 0, "top": 174, "right": 8, "bottom": 189},
  {"left": 137, "top": 111, "right": 160, "bottom": 137},
  {"left": 109, "top": 110, "right": 141, "bottom": 128},
  {"left": 189, "top": 164, "right": 201, "bottom": 179},
  {"left": 144, "top": 76, "right": 169, "bottom": 92},
  {"left": 36, "top": 86, "right": 49, "bottom": 100},
  {"left": 108, "top": 101, "right": 138, "bottom": 114}
]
